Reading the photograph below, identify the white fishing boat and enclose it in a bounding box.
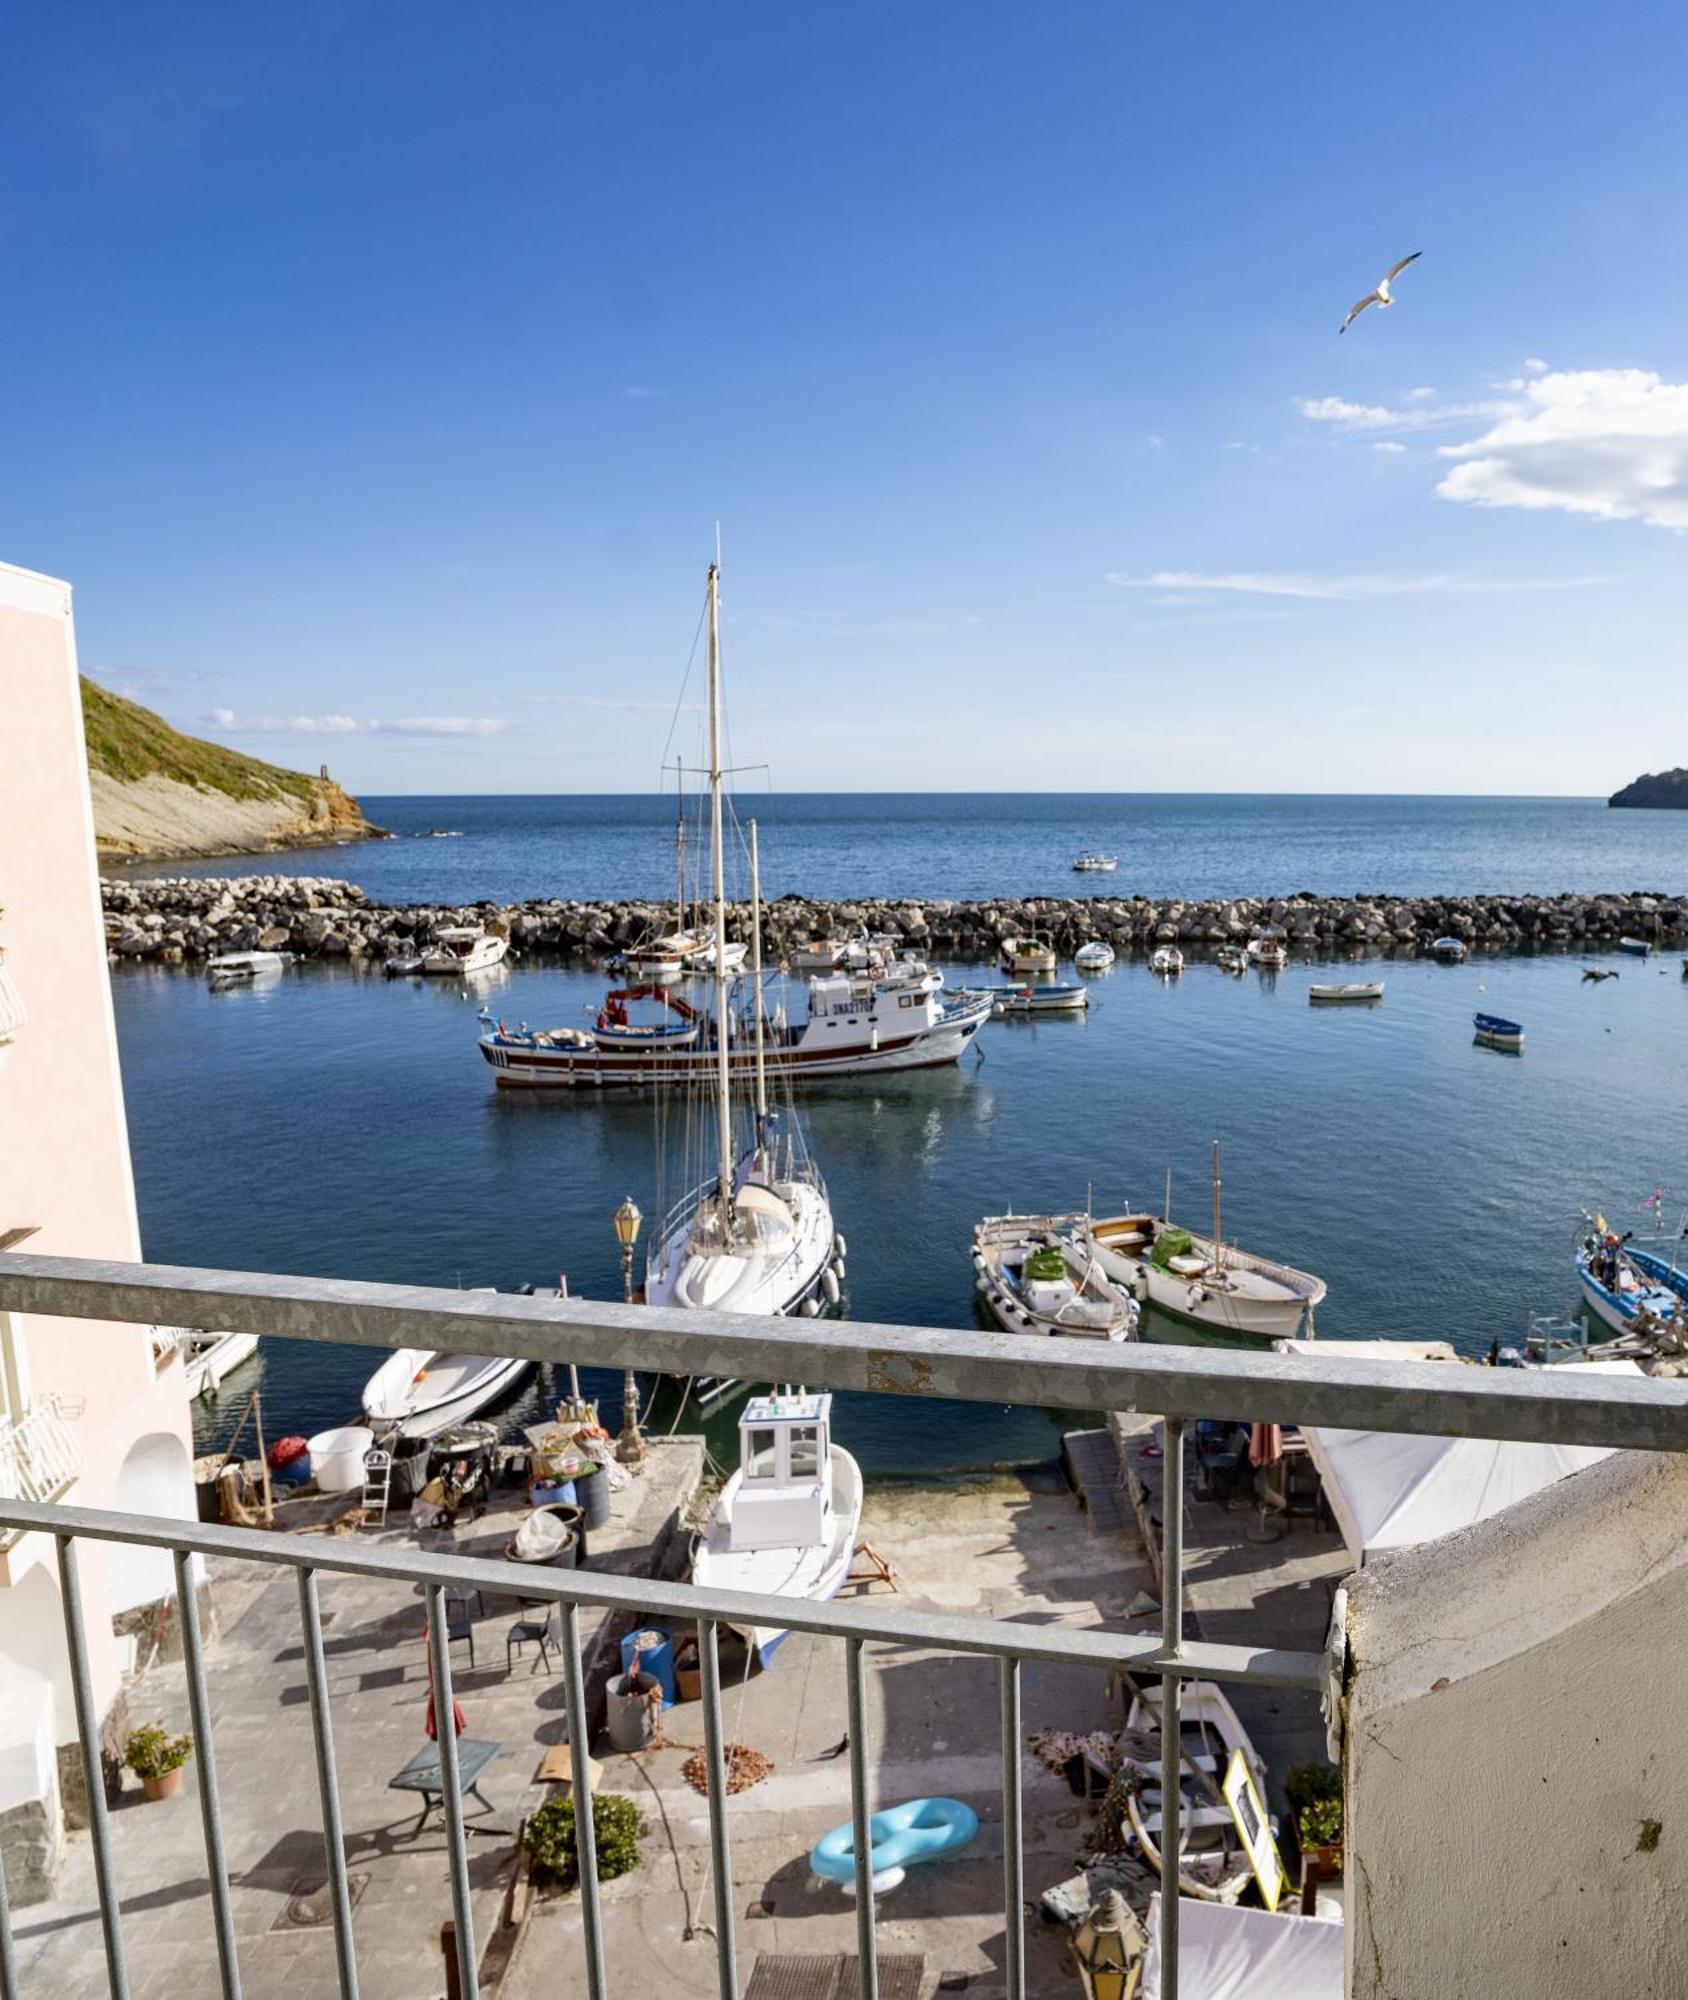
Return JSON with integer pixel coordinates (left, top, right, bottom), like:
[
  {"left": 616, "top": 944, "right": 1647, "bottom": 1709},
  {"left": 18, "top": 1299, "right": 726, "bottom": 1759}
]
[
  {"left": 972, "top": 1215, "right": 1139, "bottom": 1340},
  {"left": 1074, "top": 940, "right": 1115, "bottom": 972},
  {"left": 422, "top": 927, "right": 509, "bottom": 976},
  {"left": 363, "top": 1343, "right": 533, "bottom": 1440},
  {"left": 690, "top": 1391, "right": 862, "bottom": 1665},
  {"left": 1309, "top": 981, "right": 1384, "bottom": 1004},
  {"left": 1431, "top": 936, "right": 1468, "bottom": 963},
  {"left": 1121, "top": 1679, "right": 1270, "bottom": 1902},
  {"left": 625, "top": 931, "right": 705, "bottom": 980},
  {"left": 959, "top": 981, "right": 1088, "bottom": 1015},
  {"left": 788, "top": 938, "right": 849, "bottom": 972},
  {"left": 1000, "top": 934, "right": 1057, "bottom": 976},
  {"left": 1082, "top": 1144, "right": 1325, "bottom": 1340},
  {"left": 1245, "top": 935, "right": 1287, "bottom": 969},
  {"left": 206, "top": 951, "right": 290, "bottom": 985},
  {"left": 1073, "top": 853, "right": 1118, "bottom": 873},
  {"left": 1575, "top": 1222, "right": 1688, "bottom": 1338},
  {"left": 1150, "top": 946, "right": 1184, "bottom": 976},
  {"left": 645, "top": 567, "right": 844, "bottom": 1320},
  {"left": 181, "top": 1329, "right": 260, "bottom": 1399}
]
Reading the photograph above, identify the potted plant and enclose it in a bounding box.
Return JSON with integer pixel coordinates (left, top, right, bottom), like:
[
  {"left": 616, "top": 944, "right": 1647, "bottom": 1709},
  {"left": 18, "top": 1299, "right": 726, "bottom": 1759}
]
[
  {"left": 1284, "top": 1761, "right": 1343, "bottom": 1867},
  {"left": 522, "top": 1792, "right": 644, "bottom": 1892},
  {"left": 124, "top": 1722, "right": 193, "bottom": 1802}
]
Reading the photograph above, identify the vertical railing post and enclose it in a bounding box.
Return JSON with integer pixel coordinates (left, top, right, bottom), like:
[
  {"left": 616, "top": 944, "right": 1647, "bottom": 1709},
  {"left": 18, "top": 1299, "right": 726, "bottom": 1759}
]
[
  {"left": 55, "top": 1535, "right": 130, "bottom": 2000},
  {"left": 1159, "top": 1417, "right": 1186, "bottom": 2000},
  {"left": 425, "top": 1588, "right": 478, "bottom": 2000},
  {"left": 845, "top": 1637, "right": 878, "bottom": 2000},
  {"left": 559, "top": 1601, "right": 607, "bottom": 2000},
  {"left": 697, "top": 1620, "right": 740, "bottom": 2000},
  {"left": 999, "top": 1654, "right": 1024, "bottom": 2000},
  {"left": 173, "top": 1549, "right": 242, "bottom": 2000},
  {"left": 297, "top": 1567, "right": 360, "bottom": 2000}
]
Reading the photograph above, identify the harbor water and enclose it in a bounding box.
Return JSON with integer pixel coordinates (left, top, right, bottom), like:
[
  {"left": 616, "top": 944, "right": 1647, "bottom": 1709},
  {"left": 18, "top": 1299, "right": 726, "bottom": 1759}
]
[{"left": 113, "top": 922, "right": 1688, "bottom": 1469}]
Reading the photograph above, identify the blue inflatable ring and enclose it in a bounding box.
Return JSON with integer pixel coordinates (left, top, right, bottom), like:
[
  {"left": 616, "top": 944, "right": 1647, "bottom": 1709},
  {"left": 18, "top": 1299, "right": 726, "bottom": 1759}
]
[{"left": 810, "top": 1797, "right": 980, "bottom": 1894}]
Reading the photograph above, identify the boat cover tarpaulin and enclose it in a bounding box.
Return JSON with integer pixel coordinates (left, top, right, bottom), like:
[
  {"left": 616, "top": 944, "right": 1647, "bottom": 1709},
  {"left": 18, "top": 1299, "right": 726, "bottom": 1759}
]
[
  {"left": 1141, "top": 1893, "right": 1342, "bottom": 2000},
  {"left": 1302, "top": 1357, "right": 1643, "bottom": 1561}
]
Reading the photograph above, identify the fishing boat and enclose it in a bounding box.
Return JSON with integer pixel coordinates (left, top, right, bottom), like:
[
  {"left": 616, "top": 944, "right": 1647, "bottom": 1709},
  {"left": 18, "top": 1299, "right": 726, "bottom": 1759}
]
[
  {"left": 1575, "top": 1225, "right": 1688, "bottom": 1337},
  {"left": 690, "top": 1391, "right": 862, "bottom": 1666},
  {"left": 1215, "top": 945, "right": 1247, "bottom": 976},
  {"left": 1081, "top": 1144, "right": 1326, "bottom": 1340},
  {"left": 181, "top": 1329, "right": 260, "bottom": 1399},
  {"left": 1245, "top": 936, "right": 1287, "bottom": 969},
  {"left": 1072, "top": 853, "right": 1118, "bottom": 873},
  {"left": 384, "top": 951, "right": 425, "bottom": 976},
  {"left": 1074, "top": 940, "right": 1115, "bottom": 972},
  {"left": 788, "top": 938, "right": 849, "bottom": 972},
  {"left": 1121, "top": 1679, "right": 1270, "bottom": 1903},
  {"left": 206, "top": 951, "right": 290, "bottom": 985},
  {"left": 422, "top": 927, "right": 509, "bottom": 976},
  {"left": 972, "top": 1216, "right": 1139, "bottom": 1340},
  {"left": 644, "top": 567, "right": 844, "bottom": 1320},
  {"left": 1000, "top": 935, "right": 1057, "bottom": 976},
  {"left": 625, "top": 932, "right": 704, "bottom": 980},
  {"left": 1473, "top": 1011, "right": 1523, "bottom": 1051},
  {"left": 1150, "top": 946, "right": 1184, "bottom": 976},
  {"left": 1617, "top": 936, "right": 1653, "bottom": 957},
  {"left": 362, "top": 1304, "right": 534, "bottom": 1440},
  {"left": 958, "top": 981, "right": 1089, "bottom": 1016},
  {"left": 1431, "top": 937, "right": 1468, "bottom": 963},
  {"left": 588, "top": 985, "right": 702, "bottom": 1050},
  {"left": 1309, "top": 981, "right": 1384, "bottom": 1004}
]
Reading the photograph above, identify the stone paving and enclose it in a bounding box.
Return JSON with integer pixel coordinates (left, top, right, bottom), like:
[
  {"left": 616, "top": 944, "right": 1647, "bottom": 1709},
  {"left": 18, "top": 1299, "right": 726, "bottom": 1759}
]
[
  {"left": 503, "top": 1466, "right": 1154, "bottom": 2000},
  {"left": 9, "top": 1436, "right": 703, "bottom": 2000}
]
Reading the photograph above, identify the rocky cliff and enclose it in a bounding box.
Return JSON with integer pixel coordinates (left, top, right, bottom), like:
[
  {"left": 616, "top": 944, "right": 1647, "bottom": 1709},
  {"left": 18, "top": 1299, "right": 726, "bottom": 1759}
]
[
  {"left": 1609, "top": 769, "right": 1688, "bottom": 809},
  {"left": 82, "top": 679, "right": 383, "bottom": 861}
]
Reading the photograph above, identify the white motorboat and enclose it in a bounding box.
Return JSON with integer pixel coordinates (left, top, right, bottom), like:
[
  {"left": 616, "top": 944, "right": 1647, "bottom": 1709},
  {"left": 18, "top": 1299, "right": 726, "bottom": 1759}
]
[
  {"left": 206, "top": 951, "right": 290, "bottom": 985},
  {"left": 788, "top": 938, "right": 848, "bottom": 972},
  {"left": 181, "top": 1329, "right": 260, "bottom": 1398},
  {"left": 1000, "top": 935, "right": 1057, "bottom": 976},
  {"left": 1431, "top": 936, "right": 1468, "bottom": 963},
  {"left": 1073, "top": 853, "right": 1118, "bottom": 873},
  {"left": 1074, "top": 940, "right": 1115, "bottom": 972},
  {"left": 690, "top": 1391, "right": 862, "bottom": 1665},
  {"left": 422, "top": 928, "right": 509, "bottom": 976},
  {"left": 1121, "top": 1679, "right": 1271, "bottom": 1902},
  {"left": 645, "top": 568, "right": 845, "bottom": 1321},
  {"left": 1245, "top": 936, "right": 1287, "bottom": 969},
  {"left": 1309, "top": 981, "right": 1384, "bottom": 1004},
  {"left": 958, "top": 981, "right": 1089, "bottom": 1016},
  {"left": 972, "top": 1215, "right": 1139, "bottom": 1340},
  {"left": 363, "top": 1343, "right": 533, "bottom": 1440},
  {"left": 1215, "top": 945, "right": 1247, "bottom": 976},
  {"left": 1150, "top": 946, "right": 1184, "bottom": 976},
  {"left": 384, "top": 951, "right": 425, "bottom": 976},
  {"left": 625, "top": 931, "right": 704, "bottom": 980},
  {"left": 680, "top": 938, "right": 748, "bottom": 978}
]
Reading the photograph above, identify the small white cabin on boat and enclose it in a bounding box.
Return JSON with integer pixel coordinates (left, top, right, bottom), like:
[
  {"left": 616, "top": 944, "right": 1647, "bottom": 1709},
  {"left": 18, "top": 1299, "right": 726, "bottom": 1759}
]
[{"left": 729, "top": 1391, "right": 833, "bottom": 1552}]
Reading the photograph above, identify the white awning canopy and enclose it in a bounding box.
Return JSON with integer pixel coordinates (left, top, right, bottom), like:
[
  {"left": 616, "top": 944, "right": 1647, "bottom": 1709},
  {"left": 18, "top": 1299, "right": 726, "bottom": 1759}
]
[
  {"left": 1141, "top": 1893, "right": 1343, "bottom": 2000},
  {"left": 1273, "top": 1336, "right": 1458, "bottom": 1364},
  {"left": 1302, "top": 1358, "right": 1643, "bottom": 1562}
]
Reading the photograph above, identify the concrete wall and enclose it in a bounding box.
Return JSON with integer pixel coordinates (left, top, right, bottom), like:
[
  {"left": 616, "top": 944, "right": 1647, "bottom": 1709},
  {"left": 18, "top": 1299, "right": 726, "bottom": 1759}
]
[
  {"left": 1344, "top": 1447, "right": 1688, "bottom": 1998},
  {"left": 0, "top": 559, "right": 196, "bottom": 1893}
]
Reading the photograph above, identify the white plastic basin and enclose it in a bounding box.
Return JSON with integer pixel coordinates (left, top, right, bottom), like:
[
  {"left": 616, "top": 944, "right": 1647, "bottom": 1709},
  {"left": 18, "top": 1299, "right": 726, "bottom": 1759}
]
[{"left": 308, "top": 1425, "right": 375, "bottom": 1494}]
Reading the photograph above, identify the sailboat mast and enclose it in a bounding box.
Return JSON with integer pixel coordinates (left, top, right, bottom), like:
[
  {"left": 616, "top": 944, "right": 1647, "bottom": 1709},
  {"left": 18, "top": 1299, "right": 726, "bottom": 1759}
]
[
  {"left": 1211, "top": 1139, "right": 1223, "bottom": 1271},
  {"left": 674, "top": 760, "right": 687, "bottom": 936},
  {"left": 707, "top": 564, "right": 734, "bottom": 1227},
  {"left": 749, "top": 816, "right": 768, "bottom": 1154}
]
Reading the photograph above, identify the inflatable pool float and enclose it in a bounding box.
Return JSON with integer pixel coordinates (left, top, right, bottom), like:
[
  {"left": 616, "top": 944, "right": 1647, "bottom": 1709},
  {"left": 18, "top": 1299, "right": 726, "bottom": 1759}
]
[{"left": 810, "top": 1797, "right": 980, "bottom": 1894}]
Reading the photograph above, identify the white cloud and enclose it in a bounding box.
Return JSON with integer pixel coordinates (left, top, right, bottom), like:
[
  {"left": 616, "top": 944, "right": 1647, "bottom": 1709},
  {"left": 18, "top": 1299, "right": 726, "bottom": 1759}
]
[
  {"left": 1106, "top": 569, "right": 1610, "bottom": 602},
  {"left": 1299, "top": 393, "right": 1508, "bottom": 434},
  {"left": 1436, "top": 368, "right": 1688, "bottom": 530},
  {"left": 209, "top": 711, "right": 506, "bottom": 737},
  {"left": 1372, "top": 441, "right": 1407, "bottom": 455},
  {"left": 1523, "top": 357, "right": 1550, "bottom": 374},
  {"left": 1406, "top": 386, "right": 1437, "bottom": 401}
]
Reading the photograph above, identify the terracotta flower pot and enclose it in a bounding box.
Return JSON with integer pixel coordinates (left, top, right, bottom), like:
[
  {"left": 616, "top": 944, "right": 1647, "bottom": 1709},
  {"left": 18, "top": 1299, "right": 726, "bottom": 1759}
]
[{"left": 141, "top": 1768, "right": 186, "bottom": 1802}]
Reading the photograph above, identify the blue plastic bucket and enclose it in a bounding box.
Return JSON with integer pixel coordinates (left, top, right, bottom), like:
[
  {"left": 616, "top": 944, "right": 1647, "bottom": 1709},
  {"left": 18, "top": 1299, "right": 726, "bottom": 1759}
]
[{"left": 620, "top": 1626, "right": 676, "bottom": 1707}]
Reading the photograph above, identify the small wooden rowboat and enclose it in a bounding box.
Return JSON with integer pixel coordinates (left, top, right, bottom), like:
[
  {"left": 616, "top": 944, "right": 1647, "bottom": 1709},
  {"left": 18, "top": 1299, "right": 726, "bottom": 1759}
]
[{"left": 1309, "top": 981, "right": 1383, "bottom": 1004}]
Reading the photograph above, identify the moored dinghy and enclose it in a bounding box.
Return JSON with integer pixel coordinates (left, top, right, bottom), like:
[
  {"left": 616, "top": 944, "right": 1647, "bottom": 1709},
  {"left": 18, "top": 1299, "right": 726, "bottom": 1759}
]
[
  {"left": 1431, "top": 936, "right": 1468, "bottom": 962},
  {"left": 1245, "top": 934, "right": 1287, "bottom": 968},
  {"left": 1473, "top": 1011, "right": 1524, "bottom": 1051},
  {"left": 1121, "top": 1679, "right": 1272, "bottom": 1902},
  {"left": 973, "top": 1215, "right": 1139, "bottom": 1340},
  {"left": 1074, "top": 940, "right": 1115, "bottom": 972},
  {"left": 958, "top": 981, "right": 1089, "bottom": 1015},
  {"left": 363, "top": 1341, "right": 533, "bottom": 1440},
  {"left": 690, "top": 1390, "right": 862, "bottom": 1666},
  {"left": 1149, "top": 946, "right": 1184, "bottom": 976},
  {"left": 1000, "top": 934, "right": 1058, "bottom": 976},
  {"left": 1309, "top": 981, "right": 1384, "bottom": 1004}
]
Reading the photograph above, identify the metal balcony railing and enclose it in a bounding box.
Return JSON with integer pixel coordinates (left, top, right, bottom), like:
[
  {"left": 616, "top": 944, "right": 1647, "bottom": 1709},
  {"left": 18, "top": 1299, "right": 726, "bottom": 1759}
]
[
  {"left": 0, "top": 1251, "right": 1685, "bottom": 2000},
  {"left": 0, "top": 1390, "right": 83, "bottom": 1511}
]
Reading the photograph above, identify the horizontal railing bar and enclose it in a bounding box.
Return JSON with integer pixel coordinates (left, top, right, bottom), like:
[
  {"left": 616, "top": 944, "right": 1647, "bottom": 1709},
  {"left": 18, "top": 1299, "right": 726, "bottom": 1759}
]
[
  {"left": 3, "top": 1252, "right": 1686, "bottom": 1448},
  {"left": 0, "top": 1498, "right": 1325, "bottom": 1690}
]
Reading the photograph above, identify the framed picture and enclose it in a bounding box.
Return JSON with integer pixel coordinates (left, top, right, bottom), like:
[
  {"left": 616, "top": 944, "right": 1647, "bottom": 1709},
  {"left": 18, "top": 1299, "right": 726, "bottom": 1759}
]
[{"left": 1222, "top": 1747, "right": 1287, "bottom": 1912}]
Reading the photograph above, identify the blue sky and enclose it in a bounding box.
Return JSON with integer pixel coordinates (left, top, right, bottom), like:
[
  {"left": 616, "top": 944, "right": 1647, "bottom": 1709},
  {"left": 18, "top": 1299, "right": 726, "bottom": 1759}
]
[{"left": 6, "top": 3, "right": 1688, "bottom": 794}]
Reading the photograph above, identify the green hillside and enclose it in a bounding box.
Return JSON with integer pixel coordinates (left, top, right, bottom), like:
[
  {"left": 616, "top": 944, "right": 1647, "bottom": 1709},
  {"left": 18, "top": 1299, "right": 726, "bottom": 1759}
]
[{"left": 79, "top": 677, "right": 316, "bottom": 804}]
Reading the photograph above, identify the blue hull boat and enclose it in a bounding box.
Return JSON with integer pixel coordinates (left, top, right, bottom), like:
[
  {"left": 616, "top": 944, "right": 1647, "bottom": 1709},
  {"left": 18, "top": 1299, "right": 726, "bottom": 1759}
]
[
  {"left": 1577, "top": 1241, "right": 1688, "bottom": 1336},
  {"left": 1473, "top": 1011, "right": 1523, "bottom": 1051}
]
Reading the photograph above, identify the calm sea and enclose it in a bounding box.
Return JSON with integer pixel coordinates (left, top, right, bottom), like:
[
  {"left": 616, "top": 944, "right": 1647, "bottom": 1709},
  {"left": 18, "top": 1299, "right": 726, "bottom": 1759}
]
[
  {"left": 109, "top": 800, "right": 1688, "bottom": 1472},
  {"left": 113, "top": 792, "right": 1688, "bottom": 905}
]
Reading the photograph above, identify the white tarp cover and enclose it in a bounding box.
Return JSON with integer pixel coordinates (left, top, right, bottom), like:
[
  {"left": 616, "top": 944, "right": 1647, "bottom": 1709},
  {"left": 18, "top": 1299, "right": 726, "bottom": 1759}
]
[
  {"left": 1302, "top": 1358, "right": 1642, "bottom": 1561},
  {"left": 1273, "top": 1337, "right": 1458, "bottom": 1363},
  {"left": 1141, "top": 1893, "right": 1343, "bottom": 2000}
]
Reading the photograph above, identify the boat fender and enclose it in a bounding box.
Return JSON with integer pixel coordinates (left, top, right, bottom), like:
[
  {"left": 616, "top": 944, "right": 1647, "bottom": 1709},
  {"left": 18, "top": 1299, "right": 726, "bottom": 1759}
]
[
  {"left": 822, "top": 1269, "right": 842, "bottom": 1306},
  {"left": 834, "top": 1233, "right": 848, "bottom": 1262},
  {"left": 800, "top": 1297, "right": 821, "bottom": 1318}
]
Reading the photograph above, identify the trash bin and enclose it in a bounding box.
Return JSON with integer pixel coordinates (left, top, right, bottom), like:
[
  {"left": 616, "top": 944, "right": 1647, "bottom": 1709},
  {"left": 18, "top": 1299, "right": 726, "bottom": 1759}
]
[
  {"left": 620, "top": 1626, "right": 676, "bottom": 1708},
  {"left": 573, "top": 1460, "right": 612, "bottom": 1532},
  {"left": 605, "top": 1672, "right": 660, "bottom": 1751}
]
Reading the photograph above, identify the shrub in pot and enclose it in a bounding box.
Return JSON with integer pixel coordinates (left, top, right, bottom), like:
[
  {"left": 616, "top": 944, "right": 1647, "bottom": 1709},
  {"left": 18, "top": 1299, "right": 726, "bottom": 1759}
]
[
  {"left": 124, "top": 1722, "right": 194, "bottom": 1802},
  {"left": 523, "top": 1792, "right": 644, "bottom": 1891},
  {"left": 1284, "top": 1760, "right": 1343, "bottom": 1863}
]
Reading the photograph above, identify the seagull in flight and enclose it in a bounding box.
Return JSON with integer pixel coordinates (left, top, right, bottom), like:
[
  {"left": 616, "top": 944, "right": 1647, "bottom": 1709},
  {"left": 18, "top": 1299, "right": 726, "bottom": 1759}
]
[{"left": 1339, "top": 252, "right": 1422, "bottom": 334}]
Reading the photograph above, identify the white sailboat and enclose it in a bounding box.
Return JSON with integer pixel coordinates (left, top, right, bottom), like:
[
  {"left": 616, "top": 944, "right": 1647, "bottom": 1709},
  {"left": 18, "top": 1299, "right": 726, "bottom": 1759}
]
[{"left": 645, "top": 563, "right": 842, "bottom": 1320}]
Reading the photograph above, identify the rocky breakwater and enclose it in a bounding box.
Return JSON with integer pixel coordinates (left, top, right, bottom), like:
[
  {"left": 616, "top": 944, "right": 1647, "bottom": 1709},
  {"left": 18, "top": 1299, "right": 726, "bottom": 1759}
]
[{"left": 100, "top": 877, "right": 1688, "bottom": 967}]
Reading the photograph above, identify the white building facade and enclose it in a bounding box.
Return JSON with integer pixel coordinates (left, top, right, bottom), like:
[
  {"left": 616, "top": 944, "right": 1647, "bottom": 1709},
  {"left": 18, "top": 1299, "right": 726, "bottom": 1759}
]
[{"left": 0, "top": 559, "right": 197, "bottom": 1901}]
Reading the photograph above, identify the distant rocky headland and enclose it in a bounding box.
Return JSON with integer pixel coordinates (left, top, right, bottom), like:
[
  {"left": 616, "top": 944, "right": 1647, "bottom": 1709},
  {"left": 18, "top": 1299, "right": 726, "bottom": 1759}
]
[
  {"left": 83, "top": 678, "right": 383, "bottom": 862},
  {"left": 1609, "top": 768, "right": 1688, "bottom": 810},
  {"left": 100, "top": 875, "right": 1688, "bottom": 966}
]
